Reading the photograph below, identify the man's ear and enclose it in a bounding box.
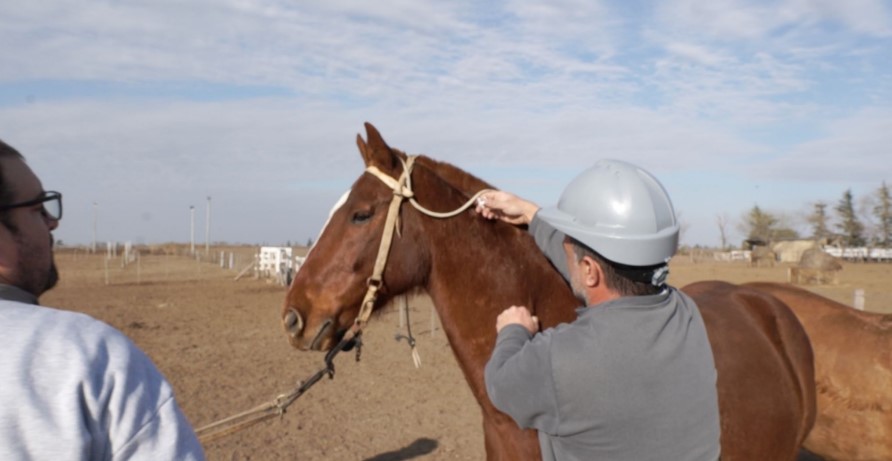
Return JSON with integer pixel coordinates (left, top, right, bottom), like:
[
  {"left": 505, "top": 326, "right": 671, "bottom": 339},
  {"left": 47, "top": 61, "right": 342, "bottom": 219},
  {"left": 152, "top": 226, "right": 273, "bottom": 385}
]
[{"left": 581, "top": 256, "right": 601, "bottom": 288}]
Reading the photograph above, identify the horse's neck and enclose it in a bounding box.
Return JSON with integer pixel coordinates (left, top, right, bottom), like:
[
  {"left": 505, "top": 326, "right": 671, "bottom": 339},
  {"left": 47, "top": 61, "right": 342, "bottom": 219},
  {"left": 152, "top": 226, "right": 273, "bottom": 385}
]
[
  {"left": 410, "top": 159, "right": 578, "bottom": 334},
  {"left": 419, "top": 210, "right": 578, "bottom": 342}
]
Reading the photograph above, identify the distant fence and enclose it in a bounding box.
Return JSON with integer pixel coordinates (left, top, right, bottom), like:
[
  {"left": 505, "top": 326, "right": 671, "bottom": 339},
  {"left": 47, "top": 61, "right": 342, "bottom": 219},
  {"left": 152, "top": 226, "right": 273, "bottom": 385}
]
[
  {"left": 56, "top": 243, "right": 312, "bottom": 286},
  {"left": 713, "top": 250, "right": 751, "bottom": 262},
  {"left": 822, "top": 247, "right": 892, "bottom": 262},
  {"left": 712, "top": 246, "right": 892, "bottom": 264}
]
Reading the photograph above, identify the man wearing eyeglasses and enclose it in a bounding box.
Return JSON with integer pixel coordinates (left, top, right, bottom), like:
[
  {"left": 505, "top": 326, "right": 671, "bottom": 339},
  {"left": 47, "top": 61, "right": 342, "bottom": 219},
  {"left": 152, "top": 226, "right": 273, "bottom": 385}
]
[{"left": 0, "top": 140, "right": 205, "bottom": 460}]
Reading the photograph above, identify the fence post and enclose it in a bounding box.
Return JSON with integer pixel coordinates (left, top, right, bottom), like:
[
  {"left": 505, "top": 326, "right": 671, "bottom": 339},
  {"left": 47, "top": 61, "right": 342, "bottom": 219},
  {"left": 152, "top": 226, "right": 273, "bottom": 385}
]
[{"left": 854, "top": 289, "right": 865, "bottom": 311}]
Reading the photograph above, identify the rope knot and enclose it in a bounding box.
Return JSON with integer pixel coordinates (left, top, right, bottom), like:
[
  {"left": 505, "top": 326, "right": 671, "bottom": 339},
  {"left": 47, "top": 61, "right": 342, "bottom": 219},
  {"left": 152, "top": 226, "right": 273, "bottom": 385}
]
[{"left": 394, "top": 186, "right": 414, "bottom": 198}]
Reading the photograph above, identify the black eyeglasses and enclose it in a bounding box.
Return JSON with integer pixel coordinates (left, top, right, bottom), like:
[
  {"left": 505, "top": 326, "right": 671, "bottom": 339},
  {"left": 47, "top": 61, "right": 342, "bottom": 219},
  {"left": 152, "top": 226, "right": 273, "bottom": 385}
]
[{"left": 0, "top": 191, "right": 63, "bottom": 220}]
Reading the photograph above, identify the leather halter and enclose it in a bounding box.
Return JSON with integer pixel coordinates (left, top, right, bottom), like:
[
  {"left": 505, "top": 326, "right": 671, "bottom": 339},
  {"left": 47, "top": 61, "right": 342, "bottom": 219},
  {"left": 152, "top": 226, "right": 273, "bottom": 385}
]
[{"left": 345, "top": 155, "right": 487, "bottom": 360}]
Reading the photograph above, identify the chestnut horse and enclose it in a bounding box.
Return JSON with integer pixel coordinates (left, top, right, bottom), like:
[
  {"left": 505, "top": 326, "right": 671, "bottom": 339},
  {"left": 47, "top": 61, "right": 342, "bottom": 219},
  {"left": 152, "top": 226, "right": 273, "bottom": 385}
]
[
  {"left": 745, "top": 282, "right": 892, "bottom": 461},
  {"left": 282, "top": 123, "right": 815, "bottom": 460}
]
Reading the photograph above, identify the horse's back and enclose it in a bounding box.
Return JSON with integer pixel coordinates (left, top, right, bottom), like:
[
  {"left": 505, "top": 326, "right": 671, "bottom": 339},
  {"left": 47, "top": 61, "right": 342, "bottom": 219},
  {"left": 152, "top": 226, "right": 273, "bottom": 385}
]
[
  {"left": 744, "top": 282, "right": 892, "bottom": 460},
  {"left": 743, "top": 281, "right": 892, "bottom": 332},
  {"left": 682, "top": 281, "right": 816, "bottom": 461}
]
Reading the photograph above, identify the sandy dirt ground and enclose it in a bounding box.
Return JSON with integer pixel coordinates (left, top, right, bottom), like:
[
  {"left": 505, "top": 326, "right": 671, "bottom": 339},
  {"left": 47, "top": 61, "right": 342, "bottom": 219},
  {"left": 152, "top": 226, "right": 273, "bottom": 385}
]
[{"left": 40, "top": 248, "right": 891, "bottom": 460}]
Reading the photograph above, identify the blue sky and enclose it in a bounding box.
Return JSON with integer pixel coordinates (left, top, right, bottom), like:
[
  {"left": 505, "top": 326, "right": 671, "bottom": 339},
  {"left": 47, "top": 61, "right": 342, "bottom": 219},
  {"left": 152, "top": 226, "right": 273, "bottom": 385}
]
[{"left": 1, "top": 0, "right": 890, "bottom": 248}]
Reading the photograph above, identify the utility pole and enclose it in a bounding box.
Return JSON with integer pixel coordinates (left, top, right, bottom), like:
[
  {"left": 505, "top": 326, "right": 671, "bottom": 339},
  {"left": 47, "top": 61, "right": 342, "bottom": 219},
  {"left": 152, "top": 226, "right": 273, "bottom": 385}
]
[
  {"left": 205, "top": 196, "right": 211, "bottom": 256},
  {"left": 190, "top": 206, "right": 195, "bottom": 255},
  {"left": 91, "top": 202, "right": 98, "bottom": 253}
]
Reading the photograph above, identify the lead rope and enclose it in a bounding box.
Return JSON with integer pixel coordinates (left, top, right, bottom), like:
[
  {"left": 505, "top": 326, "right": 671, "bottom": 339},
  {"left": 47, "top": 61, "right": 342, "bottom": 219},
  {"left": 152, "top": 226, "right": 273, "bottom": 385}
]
[
  {"left": 395, "top": 297, "right": 422, "bottom": 368},
  {"left": 195, "top": 333, "right": 355, "bottom": 443},
  {"left": 195, "top": 155, "right": 481, "bottom": 442}
]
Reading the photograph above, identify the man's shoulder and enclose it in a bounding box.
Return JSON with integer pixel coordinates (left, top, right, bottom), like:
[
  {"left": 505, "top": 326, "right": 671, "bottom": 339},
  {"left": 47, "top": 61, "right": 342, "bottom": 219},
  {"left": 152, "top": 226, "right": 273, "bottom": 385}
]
[
  {"left": 2, "top": 299, "right": 134, "bottom": 351},
  {"left": 3, "top": 298, "right": 106, "bottom": 325}
]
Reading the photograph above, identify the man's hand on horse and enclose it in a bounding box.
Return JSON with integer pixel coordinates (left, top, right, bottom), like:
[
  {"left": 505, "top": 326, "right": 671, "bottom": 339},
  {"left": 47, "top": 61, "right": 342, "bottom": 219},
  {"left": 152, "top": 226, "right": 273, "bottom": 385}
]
[
  {"left": 475, "top": 190, "right": 540, "bottom": 226},
  {"left": 495, "top": 306, "right": 539, "bottom": 334}
]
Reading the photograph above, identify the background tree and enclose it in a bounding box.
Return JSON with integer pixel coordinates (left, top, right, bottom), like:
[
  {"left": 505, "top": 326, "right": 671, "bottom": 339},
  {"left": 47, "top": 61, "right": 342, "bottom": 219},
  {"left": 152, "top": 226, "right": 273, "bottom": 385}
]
[
  {"left": 773, "top": 212, "right": 801, "bottom": 240},
  {"left": 677, "top": 210, "right": 690, "bottom": 247},
  {"left": 835, "top": 189, "right": 865, "bottom": 246},
  {"left": 738, "top": 205, "right": 799, "bottom": 244},
  {"left": 874, "top": 181, "right": 892, "bottom": 248},
  {"left": 716, "top": 213, "right": 730, "bottom": 250},
  {"left": 739, "top": 205, "right": 776, "bottom": 243},
  {"left": 807, "top": 201, "right": 831, "bottom": 241}
]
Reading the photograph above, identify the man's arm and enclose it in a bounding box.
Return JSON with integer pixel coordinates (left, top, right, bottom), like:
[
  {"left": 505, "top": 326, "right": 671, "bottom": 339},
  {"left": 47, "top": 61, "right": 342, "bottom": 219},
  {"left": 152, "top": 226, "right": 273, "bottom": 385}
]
[
  {"left": 476, "top": 190, "right": 571, "bottom": 282},
  {"left": 484, "top": 322, "right": 561, "bottom": 434}
]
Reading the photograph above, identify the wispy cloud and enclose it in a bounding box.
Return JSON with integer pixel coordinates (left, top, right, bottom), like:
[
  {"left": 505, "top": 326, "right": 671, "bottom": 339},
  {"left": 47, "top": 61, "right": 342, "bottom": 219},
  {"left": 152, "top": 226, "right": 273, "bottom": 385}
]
[{"left": 0, "top": 0, "right": 889, "bottom": 246}]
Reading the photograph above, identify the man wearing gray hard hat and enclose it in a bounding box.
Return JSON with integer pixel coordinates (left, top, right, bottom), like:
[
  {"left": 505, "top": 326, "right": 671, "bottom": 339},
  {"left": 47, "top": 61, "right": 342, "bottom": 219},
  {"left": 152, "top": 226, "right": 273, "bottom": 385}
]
[{"left": 476, "top": 159, "right": 720, "bottom": 461}]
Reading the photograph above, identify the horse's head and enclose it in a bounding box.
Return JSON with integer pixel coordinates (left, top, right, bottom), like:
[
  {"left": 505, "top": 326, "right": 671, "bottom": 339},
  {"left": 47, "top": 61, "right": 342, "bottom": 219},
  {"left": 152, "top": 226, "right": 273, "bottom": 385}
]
[{"left": 282, "top": 123, "right": 433, "bottom": 351}]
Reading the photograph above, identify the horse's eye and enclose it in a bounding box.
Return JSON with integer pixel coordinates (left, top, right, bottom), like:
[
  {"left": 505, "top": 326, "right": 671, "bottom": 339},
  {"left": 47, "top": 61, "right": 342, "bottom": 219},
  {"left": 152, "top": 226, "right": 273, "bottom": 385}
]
[{"left": 352, "top": 210, "right": 373, "bottom": 224}]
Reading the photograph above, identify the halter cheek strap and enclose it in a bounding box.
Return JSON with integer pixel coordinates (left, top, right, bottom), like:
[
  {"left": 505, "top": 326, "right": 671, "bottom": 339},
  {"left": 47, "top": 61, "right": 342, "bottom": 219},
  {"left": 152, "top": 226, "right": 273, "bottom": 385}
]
[
  {"left": 354, "top": 156, "right": 417, "bottom": 331},
  {"left": 352, "top": 155, "right": 489, "bottom": 367}
]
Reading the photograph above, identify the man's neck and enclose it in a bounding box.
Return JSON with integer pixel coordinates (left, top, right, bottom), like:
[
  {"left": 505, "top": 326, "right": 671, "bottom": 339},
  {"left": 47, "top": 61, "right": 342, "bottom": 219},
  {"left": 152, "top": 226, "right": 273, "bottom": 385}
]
[
  {"left": 0, "top": 284, "right": 38, "bottom": 305},
  {"left": 585, "top": 287, "right": 621, "bottom": 306}
]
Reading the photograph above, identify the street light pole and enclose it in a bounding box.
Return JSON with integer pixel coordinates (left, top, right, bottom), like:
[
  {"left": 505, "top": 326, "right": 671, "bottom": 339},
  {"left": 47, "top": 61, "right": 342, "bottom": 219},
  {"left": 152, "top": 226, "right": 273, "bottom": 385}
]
[
  {"left": 91, "top": 202, "right": 98, "bottom": 253},
  {"left": 205, "top": 196, "right": 211, "bottom": 256},
  {"left": 190, "top": 206, "right": 195, "bottom": 255}
]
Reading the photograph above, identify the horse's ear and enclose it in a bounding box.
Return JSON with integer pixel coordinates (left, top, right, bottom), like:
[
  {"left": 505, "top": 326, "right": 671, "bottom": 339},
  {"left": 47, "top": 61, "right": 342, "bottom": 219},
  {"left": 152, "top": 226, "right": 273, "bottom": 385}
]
[
  {"left": 357, "top": 122, "right": 398, "bottom": 171},
  {"left": 357, "top": 133, "right": 371, "bottom": 166}
]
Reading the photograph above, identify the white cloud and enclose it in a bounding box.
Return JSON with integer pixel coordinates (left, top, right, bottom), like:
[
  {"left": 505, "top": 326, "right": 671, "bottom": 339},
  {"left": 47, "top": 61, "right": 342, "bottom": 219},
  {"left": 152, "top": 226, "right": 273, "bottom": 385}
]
[
  {"left": 0, "top": 0, "right": 889, "bottom": 246},
  {"left": 655, "top": 0, "right": 891, "bottom": 42},
  {"left": 756, "top": 107, "right": 892, "bottom": 184}
]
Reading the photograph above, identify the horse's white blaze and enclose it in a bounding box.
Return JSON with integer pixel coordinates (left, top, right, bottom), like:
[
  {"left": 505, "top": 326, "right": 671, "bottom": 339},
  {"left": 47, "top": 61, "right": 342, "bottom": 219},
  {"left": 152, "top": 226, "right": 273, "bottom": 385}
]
[{"left": 296, "top": 189, "right": 352, "bottom": 275}]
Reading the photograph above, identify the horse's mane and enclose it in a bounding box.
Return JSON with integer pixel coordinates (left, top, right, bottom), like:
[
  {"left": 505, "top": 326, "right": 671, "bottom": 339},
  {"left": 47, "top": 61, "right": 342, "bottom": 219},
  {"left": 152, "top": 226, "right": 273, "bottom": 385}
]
[
  {"left": 378, "top": 147, "right": 495, "bottom": 207},
  {"left": 412, "top": 155, "right": 494, "bottom": 201},
  {"left": 403, "top": 153, "right": 578, "bottom": 325}
]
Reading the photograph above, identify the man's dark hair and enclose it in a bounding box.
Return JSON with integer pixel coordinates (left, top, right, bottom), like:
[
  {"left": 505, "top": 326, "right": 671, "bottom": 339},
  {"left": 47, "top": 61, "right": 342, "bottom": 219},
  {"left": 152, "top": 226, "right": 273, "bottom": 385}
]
[
  {"left": 569, "top": 238, "right": 663, "bottom": 296},
  {"left": 0, "top": 139, "right": 25, "bottom": 230}
]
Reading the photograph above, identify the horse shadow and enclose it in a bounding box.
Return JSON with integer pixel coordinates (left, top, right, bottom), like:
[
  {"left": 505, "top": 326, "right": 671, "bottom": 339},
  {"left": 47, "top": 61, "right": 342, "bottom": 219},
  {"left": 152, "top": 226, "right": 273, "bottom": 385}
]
[
  {"left": 362, "top": 438, "right": 438, "bottom": 461},
  {"left": 797, "top": 448, "right": 826, "bottom": 461}
]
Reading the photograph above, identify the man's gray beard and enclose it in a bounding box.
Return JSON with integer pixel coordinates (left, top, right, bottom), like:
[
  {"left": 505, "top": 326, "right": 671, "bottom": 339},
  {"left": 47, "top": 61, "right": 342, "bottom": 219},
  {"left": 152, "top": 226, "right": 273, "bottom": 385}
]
[{"left": 570, "top": 280, "right": 588, "bottom": 307}]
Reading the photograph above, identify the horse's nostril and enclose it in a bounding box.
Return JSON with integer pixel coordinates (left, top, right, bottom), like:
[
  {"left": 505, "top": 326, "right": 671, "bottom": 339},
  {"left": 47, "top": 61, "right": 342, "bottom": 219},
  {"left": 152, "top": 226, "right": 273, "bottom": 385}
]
[{"left": 283, "top": 308, "right": 303, "bottom": 335}]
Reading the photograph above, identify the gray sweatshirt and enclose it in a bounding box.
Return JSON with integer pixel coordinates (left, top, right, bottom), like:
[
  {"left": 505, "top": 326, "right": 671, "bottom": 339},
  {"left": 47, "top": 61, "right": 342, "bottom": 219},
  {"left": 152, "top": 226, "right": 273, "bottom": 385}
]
[
  {"left": 0, "top": 284, "right": 205, "bottom": 460},
  {"left": 484, "top": 217, "right": 721, "bottom": 461}
]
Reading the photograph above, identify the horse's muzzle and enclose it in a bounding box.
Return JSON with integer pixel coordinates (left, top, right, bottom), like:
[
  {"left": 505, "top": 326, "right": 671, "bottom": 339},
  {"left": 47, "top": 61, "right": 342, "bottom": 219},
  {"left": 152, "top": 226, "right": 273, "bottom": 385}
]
[
  {"left": 282, "top": 307, "right": 339, "bottom": 351},
  {"left": 282, "top": 307, "right": 308, "bottom": 350}
]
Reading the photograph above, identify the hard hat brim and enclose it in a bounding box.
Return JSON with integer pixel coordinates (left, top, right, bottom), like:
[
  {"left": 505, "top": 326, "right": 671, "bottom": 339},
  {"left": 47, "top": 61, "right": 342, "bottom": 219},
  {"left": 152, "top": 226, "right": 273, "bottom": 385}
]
[{"left": 536, "top": 206, "right": 679, "bottom": 267}]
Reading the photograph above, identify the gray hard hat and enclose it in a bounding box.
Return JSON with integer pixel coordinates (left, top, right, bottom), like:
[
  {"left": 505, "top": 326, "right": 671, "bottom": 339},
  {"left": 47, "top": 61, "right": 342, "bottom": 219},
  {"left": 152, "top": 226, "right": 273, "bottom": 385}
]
[{"left": 537, "top": 159, "right": 679, "bottom": 267}]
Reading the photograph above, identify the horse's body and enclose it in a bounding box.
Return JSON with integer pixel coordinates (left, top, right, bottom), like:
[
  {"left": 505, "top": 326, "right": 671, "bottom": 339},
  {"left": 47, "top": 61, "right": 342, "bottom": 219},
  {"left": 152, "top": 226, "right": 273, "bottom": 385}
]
[
  {"left": 282, "top": 123, "right": 815, "bottom": 460},
  {"left": 745, "top": 282, "right": 892, "bottom": 461}
]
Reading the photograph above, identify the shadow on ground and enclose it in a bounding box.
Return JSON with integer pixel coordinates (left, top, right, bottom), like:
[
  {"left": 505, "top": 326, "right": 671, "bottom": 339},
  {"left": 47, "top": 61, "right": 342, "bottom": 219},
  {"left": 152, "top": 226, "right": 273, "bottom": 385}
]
[
  {"left": 797, "top": 448, "right": 826, "bottom": 461},
  {"left": 363, "top": 438, "right": 439, "bottom": 461}
]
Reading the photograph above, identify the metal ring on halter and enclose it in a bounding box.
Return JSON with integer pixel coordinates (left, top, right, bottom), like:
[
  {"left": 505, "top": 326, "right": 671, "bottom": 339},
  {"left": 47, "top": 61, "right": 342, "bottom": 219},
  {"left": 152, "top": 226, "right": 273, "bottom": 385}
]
[{"left": 367, "top": 277, "right": 383, "bottom": 288}]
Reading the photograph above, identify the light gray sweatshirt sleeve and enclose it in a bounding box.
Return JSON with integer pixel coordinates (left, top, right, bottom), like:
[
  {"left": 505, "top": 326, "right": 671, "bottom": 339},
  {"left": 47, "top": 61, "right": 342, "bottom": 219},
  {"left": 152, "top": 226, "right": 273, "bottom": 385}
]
[
  {"left": 529, "top": 214, "right": 571, "bottom": 282},
  {"left": 484, "top": 324, "right": 560, "bottom": 434}
]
